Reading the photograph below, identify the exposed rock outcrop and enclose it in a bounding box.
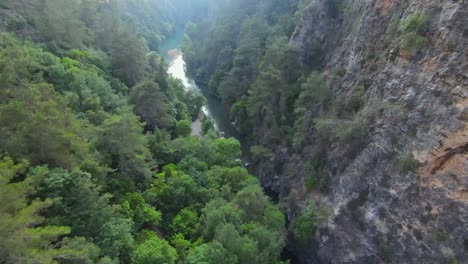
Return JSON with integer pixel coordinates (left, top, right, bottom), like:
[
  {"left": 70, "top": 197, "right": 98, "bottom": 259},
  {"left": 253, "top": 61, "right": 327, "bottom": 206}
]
[{"left": 262, "top": 0, "right": 467, "bottom": 262}]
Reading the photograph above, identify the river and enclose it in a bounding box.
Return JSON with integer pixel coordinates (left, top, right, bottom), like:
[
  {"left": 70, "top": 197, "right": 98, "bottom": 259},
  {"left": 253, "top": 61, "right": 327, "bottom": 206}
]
[{"left": 162, "top": 29, "right": 238, "bottom": 138}]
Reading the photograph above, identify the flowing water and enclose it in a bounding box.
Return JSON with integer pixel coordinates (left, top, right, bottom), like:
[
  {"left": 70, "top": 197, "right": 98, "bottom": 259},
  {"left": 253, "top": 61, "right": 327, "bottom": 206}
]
[{"left": 163, "top": 30, "right": 238, "bottom": 138}]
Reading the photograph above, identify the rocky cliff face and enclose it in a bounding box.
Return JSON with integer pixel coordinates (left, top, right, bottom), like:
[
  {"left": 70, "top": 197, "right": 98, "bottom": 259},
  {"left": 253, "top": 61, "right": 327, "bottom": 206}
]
[{"left": 264, "top": 0, "right": 467, "bottom": 263}]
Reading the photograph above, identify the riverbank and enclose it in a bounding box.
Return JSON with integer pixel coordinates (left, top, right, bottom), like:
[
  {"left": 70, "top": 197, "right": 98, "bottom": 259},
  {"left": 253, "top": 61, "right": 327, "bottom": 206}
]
[{"left": 190, "top": 111, "right": 204, "bottom": 137}]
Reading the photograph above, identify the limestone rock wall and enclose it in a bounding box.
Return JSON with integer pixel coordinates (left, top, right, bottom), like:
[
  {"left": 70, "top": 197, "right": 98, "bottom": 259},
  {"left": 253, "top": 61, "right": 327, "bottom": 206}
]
[{"left": 273, "top": 0, "right": 467, "bottom": 262}]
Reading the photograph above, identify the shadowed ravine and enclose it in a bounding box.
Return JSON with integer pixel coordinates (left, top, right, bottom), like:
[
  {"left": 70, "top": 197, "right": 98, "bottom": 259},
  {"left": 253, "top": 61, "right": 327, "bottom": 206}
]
[{"left": 165, "top": 39, "right": 239, "bottom": 139}]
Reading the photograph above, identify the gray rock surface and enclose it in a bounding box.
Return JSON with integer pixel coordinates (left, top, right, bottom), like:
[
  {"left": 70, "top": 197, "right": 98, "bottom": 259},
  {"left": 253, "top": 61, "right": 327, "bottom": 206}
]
[{"left": 261, "top": 0, "right": 467, "bottom": 263}]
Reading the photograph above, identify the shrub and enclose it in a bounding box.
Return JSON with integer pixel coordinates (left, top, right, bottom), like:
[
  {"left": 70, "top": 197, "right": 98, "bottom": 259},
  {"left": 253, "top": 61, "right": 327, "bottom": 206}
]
[
  {"left": 431, "top": 230, "right": 447, "bottom": 242},
  {"left": 304, "top": 167, "right": 329, "bottom": 192},
  {"left": 176, "top": 120, "right": 192, "bottom": 137},
  {"left": 333, "top": 67, "right": 346, "bottom": 78},
  {"left": 399, "top": 13, "right": 427, "bottom": 34},
  {"left": 332, "top": 95, "right": 348, "bottom": 117},
  {"left": 398, "top": 13, "right": 428, "bottom": 58},
  {"left": 401, "top": 33, "right": 428, "bottom": 56},
  {"left": 201, "top": 116, "right": 215, "bottom": 135},
  {"left": 364, "top": 101, "right": 405, "bottom": 125},
  {"left": 304, "top": 149, "right": 329, "bottom": 192},
  {"left": 398, "top": 152, "right": 421, "bottom": 172},
  {"left": 292, "top": 202, "right": 329, "bottom": 242},
  {"left": 314, "top": 116, "right": 367, "bottom": 158},
  {"left": 388, "top": 17, "right": 400, "bottom": 39},
  {"left": 336, "top": 120, "right": 367, "bottom": 145},
  {"left": 348, "top": 84, "right": 365, "bottom": 113},
  {"left": 6, "top": 15, "right": 27, "bottom": 31},
  {"left": 314, "top": 117, "right": 338, "bottom": 142},
  {"left": 250, "top": 145, "right": 273, "bottom": 162}
]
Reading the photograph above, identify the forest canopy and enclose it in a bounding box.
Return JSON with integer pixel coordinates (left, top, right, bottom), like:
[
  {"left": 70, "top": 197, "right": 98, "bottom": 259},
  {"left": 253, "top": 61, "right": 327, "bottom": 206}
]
[{"left": 0, "top": 0, "right": 291, "bottom": 263}]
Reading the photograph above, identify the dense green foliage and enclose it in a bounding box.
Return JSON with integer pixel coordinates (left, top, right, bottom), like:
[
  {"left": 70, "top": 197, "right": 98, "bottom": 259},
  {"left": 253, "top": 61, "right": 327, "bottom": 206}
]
[
  {"left": 398, "top": 13, "right": 428, "bottom": 57},
  {"left": 291, "top": 202, "right": 329, "bottom": 243},
  {"left": 183, "top": 1, "right": 302, "bottom": 144},
  {"left": 0, "top": 1, "right": 287, "bottom": 263},
  {"left": 183, "top": 0, "right": 371, "bottom": 195}
]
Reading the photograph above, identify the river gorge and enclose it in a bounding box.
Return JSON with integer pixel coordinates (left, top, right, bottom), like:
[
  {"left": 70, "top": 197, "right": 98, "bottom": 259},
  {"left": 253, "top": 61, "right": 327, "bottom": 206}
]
[{"left": 160, "top": 28, "right": 237, "bottom": 139}]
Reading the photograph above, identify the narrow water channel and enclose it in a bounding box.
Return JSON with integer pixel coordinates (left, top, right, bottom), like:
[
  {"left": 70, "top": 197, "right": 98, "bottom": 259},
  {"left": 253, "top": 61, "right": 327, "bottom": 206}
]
[{"left": 162, "top": 30, "right": 238, "bottom": 138}]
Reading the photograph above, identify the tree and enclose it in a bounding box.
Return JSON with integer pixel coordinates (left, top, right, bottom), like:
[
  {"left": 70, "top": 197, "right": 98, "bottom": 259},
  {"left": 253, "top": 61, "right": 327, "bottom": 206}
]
[
  {"left": 218, "top": 17, "right": 268, "bottom": 104},
  {"left": 33, "top": 166, "right": 135, "bottom": 260},
  {"left": 176, "top": 120, "right": 192, "bottom": 137},
  {"left": 292, "top": 202, "right": 329, "bottom": 243},
  {"left": 95, "top": 109, "right": 155, "bottom": 189},
  {"left": 212, "top": 138, "right": 242, "bottom": 166},
  {"left": 147, "top": 130, "right": 176, "bottom": 166},
  {"left": 145, "top": 165, "right": 202, "bottom": 223},
  {"left": 147, "top": 52, "right": 169, "bottom": 91},
  {"left": 122, "top": 192, "right": 162, "bottom": 232},
  {"left": 35, "top": 168, "right": 114, "bottom": 238},
  {"left": 129, "top": 80, "right": 174, "bottom": 131},
  {"left": 132, "top": 236, "right": 177, "bottom": 264},
  {"left": 200, "top": 199, "right": 242, "bottom": 241},
  {"left": 96, "top": 218, "right": 134, "bottom": 260},
  {"left": 292, "top": 72, "right": 330, "bottom": 149},
  {"left": 186, "top": 241, "right": 237, "bottom": 264},
  {"left": 205, "top": 166, "right": 254, "bottom": 195},
  {"left": 0, "top": 82, "right": 91, "bottom": 169},
  {"left": 0, "top": 157, "right": 79, "bottom": 263},
  {"left": 171, "top": 208, "right": 201, "bottom": 241},
  {"left": 242, "top": 223, "right": 285, "bottom": 264},
  {"left": 247, "top": 64, "right": 283, "bottom": 144},
  {"left": 232, "top": 185, "right": 269, "bottom": 222},
  {"left": 214, "top": 223, "right": 257, "bottom": 264},
  {"left": 111, "top": 27, "right": 148, "bottom": 87},
  {"left": 40, "top": 0, "right": 87, "bottom": 48}
]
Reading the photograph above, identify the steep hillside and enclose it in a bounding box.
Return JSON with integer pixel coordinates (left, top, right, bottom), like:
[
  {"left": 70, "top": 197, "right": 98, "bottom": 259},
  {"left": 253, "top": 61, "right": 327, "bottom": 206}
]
[
  {"left": 282, "top": 0, "right": 467, "bottom": 262},
  {"left": 184, "top": 0, "right": 467, "bottom": 263}
]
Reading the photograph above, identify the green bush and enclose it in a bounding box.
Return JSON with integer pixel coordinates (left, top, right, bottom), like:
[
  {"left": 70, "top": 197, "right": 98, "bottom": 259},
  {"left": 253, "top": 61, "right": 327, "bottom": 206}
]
[
  {"left": 401, "top": 33, "right": 428, "bottom": 56},
  {"left": 431, "top": 230, "right": 447, "bottom": 242},
  {"left": 292, "top": 202, "right": 329, "bottom": 242},
  {"left": 399, "top": 13, "right": 427, "bottom": 34},
  {"left": 314, "top": 116, "right": 367, "bottom": 159},
  {"left": 201, "top": 116, "right": 215, "bottom": 135},
  {"left": 333, "top": 67, "right": 346, "bottom": 78},
  {"left": 304, "top": 167, "right": 329, "bottom": 192},
  {"left": 176, "top": 120, "right": 192, "bottom": 137},
  {"left": 348, "top": 85, "right": 365, "bottom": 113},
  {"left": 250, "top": 145, "right": 273, "bottom": 162},
  {"left": 304, "top": 149, "right": 329, "bottom": 192},
  {"left": 398, "top": 152, "right": 421, "bottom": 173},
  {"left": 388, "top": 17, "right": 400, "bottom": 39},
  {"left": 314, "top": 117, "right": 338, "bottom": 142},
  {"left": 6, "top": 15, "right": 27, "bottom": 31},
  {"left": 336, "top": 120, "right": 367, "bottom": 145},
  {"left": 331, "top": 95, "right": 348, "bottom": 117},
  {"left": 315, "top": 117, "right": 367, "bottom": 146},
  {"left": 398, "top": 13, "right": 428, "bottom": 57}
]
